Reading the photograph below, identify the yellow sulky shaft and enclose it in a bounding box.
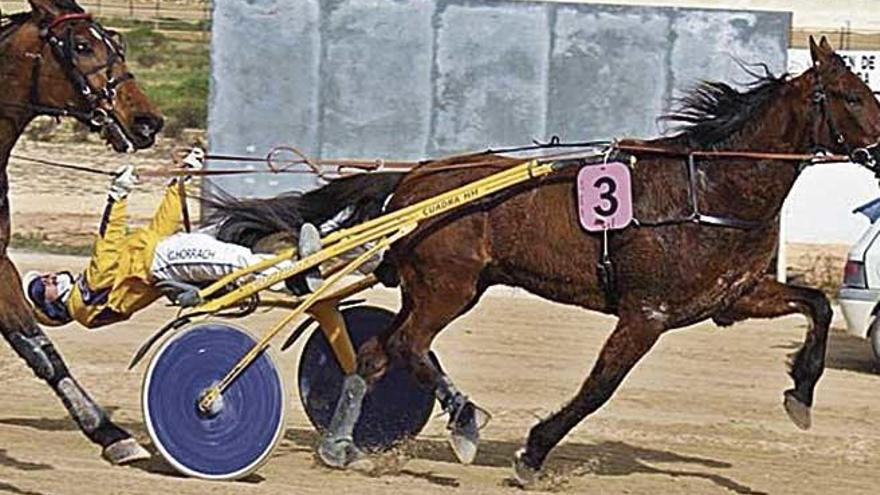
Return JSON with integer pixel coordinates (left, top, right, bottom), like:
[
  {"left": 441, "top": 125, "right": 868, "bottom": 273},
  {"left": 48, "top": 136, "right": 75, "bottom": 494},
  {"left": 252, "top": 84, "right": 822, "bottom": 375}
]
[{"left": 193, "top": 158, "right": 560, "bottom": 412}]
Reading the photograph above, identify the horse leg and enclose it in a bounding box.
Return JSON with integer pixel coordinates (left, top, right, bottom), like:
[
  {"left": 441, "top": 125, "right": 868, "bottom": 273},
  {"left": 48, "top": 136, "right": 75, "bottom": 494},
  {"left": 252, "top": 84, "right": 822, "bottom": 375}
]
[
  {"left": 0, "top": 256, "right": 148, "bottom": 463},
  {"left": 514, "top": 310, "right": 665, "bottom": 484},
  {"left": 384, "top": 289, "right": 490, "bottom": 464},
  {"left": 712, "top": 277, "right": 832, "bottom": 430},
  {"left": 429, "top": 355, "right": 491, "bottom": 464},
  {"left": 316, "top": 299, "right": 407, "bottom": 468},
  {"left": 318, "top": 262, "right": 486, "bottom": 467}
]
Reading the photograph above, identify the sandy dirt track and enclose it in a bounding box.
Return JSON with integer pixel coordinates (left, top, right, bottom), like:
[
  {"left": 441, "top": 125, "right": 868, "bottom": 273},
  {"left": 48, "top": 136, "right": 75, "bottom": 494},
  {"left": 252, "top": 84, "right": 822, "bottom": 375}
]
[{"left": 0, "top": 252, "right": 877, "bottom": 495}]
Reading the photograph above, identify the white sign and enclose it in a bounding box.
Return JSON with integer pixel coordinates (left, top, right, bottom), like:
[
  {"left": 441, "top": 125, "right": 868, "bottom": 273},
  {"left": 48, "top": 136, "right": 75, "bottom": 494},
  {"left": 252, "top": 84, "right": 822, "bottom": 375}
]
[{"left": 788, "top": 49, "right": 880, "bottom": 94}]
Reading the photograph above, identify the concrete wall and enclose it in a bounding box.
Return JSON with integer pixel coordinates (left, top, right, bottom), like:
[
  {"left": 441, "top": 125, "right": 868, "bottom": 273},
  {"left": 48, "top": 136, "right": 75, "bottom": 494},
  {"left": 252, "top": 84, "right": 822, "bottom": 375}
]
[{"left": 208, "top": 0, "right": 790, "bottom": 197}]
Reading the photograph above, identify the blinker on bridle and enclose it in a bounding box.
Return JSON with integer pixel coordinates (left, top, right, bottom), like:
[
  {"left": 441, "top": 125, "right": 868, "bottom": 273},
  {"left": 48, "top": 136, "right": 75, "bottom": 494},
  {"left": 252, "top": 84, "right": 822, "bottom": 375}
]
[{"left": 28, "top": 12, "right": 134, "bottom": 146}]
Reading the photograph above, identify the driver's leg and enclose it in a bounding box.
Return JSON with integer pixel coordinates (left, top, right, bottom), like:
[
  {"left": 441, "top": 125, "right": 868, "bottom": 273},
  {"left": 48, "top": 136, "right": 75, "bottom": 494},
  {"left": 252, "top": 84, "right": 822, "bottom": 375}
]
[{"left": 151, "top": 232, "right": 290, "bottom": 284}]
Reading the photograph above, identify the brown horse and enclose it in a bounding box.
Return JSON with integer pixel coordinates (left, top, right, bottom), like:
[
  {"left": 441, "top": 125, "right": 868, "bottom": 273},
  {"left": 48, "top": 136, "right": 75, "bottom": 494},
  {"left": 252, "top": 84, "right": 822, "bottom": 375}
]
[
  {"left": 0, "top": 0, "right": 162, "bottom": 463},
  {"left": 209, "top": 37, "right": 880, "bottom": 482}
]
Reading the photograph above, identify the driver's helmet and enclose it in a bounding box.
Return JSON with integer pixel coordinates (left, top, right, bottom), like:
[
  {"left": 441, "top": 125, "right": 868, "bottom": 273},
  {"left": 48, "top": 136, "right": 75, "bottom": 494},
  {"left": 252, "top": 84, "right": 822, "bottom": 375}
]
[{"left": 22, "top": 271, "right": 74, "bottom": 326}]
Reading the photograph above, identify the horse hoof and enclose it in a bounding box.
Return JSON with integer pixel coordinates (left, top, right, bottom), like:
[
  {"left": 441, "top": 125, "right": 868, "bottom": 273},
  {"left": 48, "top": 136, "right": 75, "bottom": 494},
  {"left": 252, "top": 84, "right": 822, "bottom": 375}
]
[
  {"left": 783, "top": 390, "right": 812, "bottom": 430},
  {"left": 512, "top": 448, "right": 540, "bottom": 486},
  {"left": 448, "top": 401, "right": 490, "bottom": 464},
  {"left": 450, "top": 431, "right": 478, "bottom": 465},
  {"left": 317, "top": 437, "right": 364, "bottom": 469},
  {"left": 102, "top": 438, "right": 151, "bottom": 465}
]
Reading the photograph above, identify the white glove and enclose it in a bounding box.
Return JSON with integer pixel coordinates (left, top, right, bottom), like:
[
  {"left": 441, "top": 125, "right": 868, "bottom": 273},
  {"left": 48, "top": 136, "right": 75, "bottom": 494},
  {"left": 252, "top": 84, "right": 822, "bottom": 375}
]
[
  {"left": 181, "top": 147, "right": 205, "bottom": 170},
  {"left": 109, "top": 164, "right": 138, "bottom": 201},
  {"left": 177, "top": 147, "right": 205, "bottom": 184}
]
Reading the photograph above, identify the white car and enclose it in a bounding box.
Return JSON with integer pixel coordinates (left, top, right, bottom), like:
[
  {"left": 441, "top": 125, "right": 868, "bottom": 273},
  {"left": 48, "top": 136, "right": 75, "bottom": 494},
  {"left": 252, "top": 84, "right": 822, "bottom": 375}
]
[{"left": 838, "top": 198, "right": 880, "bottom": 360}]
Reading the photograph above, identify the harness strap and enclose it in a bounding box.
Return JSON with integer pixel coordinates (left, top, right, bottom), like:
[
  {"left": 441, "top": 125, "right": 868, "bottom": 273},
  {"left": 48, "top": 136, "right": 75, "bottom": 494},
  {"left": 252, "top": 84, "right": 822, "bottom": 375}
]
[{"left": 596, "top": 227, "right": 619, "bottom": 312}]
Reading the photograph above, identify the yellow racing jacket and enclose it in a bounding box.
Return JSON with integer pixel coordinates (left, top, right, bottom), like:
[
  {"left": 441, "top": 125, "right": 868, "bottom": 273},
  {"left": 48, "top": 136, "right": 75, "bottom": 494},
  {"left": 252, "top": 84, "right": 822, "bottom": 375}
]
[{"left": 65, "top": 183, "right": 184, "bottom": 328}]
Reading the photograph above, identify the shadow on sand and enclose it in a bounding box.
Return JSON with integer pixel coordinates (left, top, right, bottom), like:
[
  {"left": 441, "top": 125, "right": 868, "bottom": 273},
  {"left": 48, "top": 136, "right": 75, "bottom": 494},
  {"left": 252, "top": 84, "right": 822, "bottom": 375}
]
[
  {"left": 282, "top": 427, "right": 766, "bottom": 494},
  {"left": 0, "top": 481, "right": 49, "bottom": 495},
  {"left": 0, "top": 415, "right": 264, "bottom": 483},
  {"left": 0, "top": 445, "right": 54, "bottom": 495},
  {"left": 0, "top": 415, "right": 765, "bottom": 492},
  {"left": 0, "top": 449, "right": 52, "bottom": 472}
]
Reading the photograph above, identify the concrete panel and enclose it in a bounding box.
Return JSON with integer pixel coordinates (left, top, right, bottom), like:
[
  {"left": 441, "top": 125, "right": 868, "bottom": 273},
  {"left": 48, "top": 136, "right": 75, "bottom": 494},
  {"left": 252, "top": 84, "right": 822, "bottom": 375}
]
[
  {"left": 430, "top": 1, "right": 550, "bottom": 155},
  {"left": 548, "top": 5, "right": 670, "bottom": 140},
  {"left": 320, "top": 0, "right": 434, "bottom": 160},
  {"left": 670, "top": 10, "right": 791, "bottom": 100},
  {"left": 208, "top": 0, "right": 321, "bottom": 197},
  {"left": 208, "top": 0, "right": 790, "bottom": 198}
]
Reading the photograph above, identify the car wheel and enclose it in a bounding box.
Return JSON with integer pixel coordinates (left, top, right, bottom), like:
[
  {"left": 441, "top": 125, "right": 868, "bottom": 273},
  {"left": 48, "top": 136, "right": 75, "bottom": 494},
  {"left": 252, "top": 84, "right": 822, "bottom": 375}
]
[{"left": 870, "top": 318, "right": 880, "bottom": 364}]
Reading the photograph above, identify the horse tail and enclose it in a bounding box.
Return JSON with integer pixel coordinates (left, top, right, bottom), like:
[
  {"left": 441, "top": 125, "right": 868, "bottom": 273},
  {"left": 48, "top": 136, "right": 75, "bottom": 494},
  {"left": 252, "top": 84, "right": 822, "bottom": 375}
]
[{"left": 202, "top": 172, "right": 407, "bottom": 249}]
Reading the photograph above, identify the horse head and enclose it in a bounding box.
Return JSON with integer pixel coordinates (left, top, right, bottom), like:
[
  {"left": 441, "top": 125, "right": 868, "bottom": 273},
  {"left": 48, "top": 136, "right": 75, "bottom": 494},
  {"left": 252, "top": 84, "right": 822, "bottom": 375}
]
[
  {"left": 805, "top": 36, "right": 880, "bottom": 169},
  {"left": 2, "top": 0, "right": 162, "bottom": 151}
]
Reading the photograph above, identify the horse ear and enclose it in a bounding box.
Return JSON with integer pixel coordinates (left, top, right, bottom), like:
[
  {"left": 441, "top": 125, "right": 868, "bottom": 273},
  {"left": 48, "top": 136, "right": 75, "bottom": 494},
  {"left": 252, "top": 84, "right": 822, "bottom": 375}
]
[
  {"left": 27, "top": 0, "right": 82, "bottom": 21},
  {"left": 28, "top": 0, "right": 63, "bottom": 19},
  {"left": 809, "top": 35, "right": 833, "bottom": 67},
  {"left": 809, "top": 36, "right": 820, "bottom": 65}
]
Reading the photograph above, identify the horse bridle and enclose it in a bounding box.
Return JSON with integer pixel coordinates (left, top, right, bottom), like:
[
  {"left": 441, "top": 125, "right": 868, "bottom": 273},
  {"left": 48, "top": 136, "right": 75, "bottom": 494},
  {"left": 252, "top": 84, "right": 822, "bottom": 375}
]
[
  {"left": 22, "top": 13, "right": 135, "bottom": 148},
  {"left": 810, "top": 65, "right": 880, "bottom": 174}
]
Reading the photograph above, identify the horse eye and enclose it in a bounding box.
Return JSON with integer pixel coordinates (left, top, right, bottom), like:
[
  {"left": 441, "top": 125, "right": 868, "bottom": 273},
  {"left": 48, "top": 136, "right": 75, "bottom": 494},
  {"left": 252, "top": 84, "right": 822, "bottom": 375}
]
[{"left": 74, "top": 41, "right": 93, "bottom": 55}]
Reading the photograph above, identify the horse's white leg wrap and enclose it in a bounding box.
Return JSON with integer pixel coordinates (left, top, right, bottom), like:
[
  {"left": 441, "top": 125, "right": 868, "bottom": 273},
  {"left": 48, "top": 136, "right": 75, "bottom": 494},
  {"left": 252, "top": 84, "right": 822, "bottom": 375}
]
[
  {"left": 318, "top": 374, "right": 367, "bottom": 468},
  {"left": 57, "top": 377, "right": 103, "bottom": 432}
]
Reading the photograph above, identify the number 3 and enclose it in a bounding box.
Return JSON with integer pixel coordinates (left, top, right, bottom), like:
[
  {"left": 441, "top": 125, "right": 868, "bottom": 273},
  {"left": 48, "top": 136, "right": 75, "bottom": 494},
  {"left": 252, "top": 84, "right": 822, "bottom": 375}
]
[{"left": 593, "top": 176, "right": 619, "bottom": 216}]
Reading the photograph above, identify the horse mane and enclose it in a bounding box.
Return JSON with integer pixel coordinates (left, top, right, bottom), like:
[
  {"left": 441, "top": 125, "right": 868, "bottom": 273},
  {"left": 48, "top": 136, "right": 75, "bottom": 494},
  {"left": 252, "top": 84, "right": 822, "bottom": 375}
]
[{"left": 661, "top": 65, "right": 788, "bottom": 148}]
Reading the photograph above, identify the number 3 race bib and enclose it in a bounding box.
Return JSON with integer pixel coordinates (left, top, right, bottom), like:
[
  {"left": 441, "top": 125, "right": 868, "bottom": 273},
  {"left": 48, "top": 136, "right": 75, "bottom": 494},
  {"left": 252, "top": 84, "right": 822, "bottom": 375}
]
[{"left": 577, "top": 162, "right": 633, "bottom": 232}]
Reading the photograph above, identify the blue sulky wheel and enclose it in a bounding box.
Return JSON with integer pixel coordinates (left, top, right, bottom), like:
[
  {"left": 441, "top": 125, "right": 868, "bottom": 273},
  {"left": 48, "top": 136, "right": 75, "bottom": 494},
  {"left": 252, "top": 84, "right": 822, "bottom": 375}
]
[
  {"left": 298, "top": 305, "right": 436, "bottom": 452},
  {"left": 142, "top": 322, "right": 285, "bottom": 480}
]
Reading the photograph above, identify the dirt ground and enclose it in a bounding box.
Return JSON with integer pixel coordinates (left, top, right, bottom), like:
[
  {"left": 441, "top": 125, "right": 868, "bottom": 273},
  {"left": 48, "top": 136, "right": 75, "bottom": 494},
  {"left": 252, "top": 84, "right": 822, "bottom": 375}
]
[{"left": 0, "top": 249, "right": 877, "bottom": 495}]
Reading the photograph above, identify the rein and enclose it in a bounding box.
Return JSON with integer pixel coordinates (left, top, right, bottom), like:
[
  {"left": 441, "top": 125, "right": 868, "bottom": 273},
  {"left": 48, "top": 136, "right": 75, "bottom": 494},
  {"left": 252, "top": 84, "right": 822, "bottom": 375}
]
[
  {"left": 8, "top": 153, "right": 349, "bottom": 178},
  {"left": 203, "top": 149, "right": 418, "bottom": 173},
  {"left": 612, "top": 144, "right": 850, "bottom": 163},
  {"left": 9, "top": 147, "right": 603, "bottom": 180},
  {"left": 10, "top": 140, "right": 868, "bottom": 188}
]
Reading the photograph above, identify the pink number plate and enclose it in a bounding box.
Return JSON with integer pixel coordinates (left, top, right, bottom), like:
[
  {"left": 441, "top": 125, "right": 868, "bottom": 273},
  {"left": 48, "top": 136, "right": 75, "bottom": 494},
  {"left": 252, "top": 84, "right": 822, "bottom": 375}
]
[{"left": 577, "top": 162, "right": 633, "bottom": 232}]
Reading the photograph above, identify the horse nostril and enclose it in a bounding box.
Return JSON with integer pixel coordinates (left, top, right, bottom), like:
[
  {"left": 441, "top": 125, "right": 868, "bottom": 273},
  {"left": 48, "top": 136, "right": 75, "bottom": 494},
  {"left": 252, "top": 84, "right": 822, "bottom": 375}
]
[{"left": 133, "top": 114, "right": 164, "bottom": 138}]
